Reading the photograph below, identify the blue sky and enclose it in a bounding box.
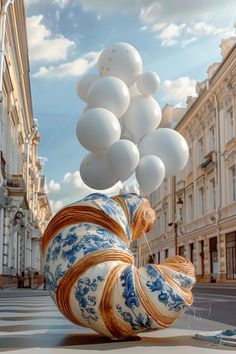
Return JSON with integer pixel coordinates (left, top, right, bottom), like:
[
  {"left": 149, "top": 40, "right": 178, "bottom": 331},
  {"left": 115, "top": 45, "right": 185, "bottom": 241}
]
[{"left": 24, "top": 0, "right": 236, "bottom": 212}]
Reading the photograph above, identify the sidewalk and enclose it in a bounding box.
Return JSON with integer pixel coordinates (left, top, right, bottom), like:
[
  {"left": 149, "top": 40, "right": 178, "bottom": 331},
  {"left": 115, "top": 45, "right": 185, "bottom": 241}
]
[
  {"left": 0, "top": 288, "right": 235, "bottom": 353},
  {"left": 195, "top": 282, "right": 236, "bottom": 290}
]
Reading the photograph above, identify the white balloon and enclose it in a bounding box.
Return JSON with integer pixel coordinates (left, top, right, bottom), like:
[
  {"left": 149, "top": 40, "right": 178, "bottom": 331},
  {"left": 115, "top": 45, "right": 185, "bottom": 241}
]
[
  {"left": 76, "top": 108, "right": 121, "bottom": 153},
  {"left": 119, "top": 115, "right": 126, "bottom": 136},
  {"left": 108, "top": 139, "right": 140, "bottom": 181},
  {"left": 76, "top": 74, "right": 99, "bottom": 102},
  {"left": 136, "top": 155, "right": 165, "bottom": 195},
  {"left": 129, "top": 83, "right": 140, "bottom": 97},
  {"left": 97, "top": 42, "right": 142, "bottom": 87},
  {"left": 136, "top": 71, "right": 160, "bottom": 97},
  {"left": 139, "top": 128, "right": 189, "bottom": 176},
  {"left": 80, "top": 151, "right": 119, "bottom": 190},
  {"left": 123, "top": 95, "right": 162, "bottom": 144},
  {"left": 87, "top": 76, "right": 130, "bottom": 118}
]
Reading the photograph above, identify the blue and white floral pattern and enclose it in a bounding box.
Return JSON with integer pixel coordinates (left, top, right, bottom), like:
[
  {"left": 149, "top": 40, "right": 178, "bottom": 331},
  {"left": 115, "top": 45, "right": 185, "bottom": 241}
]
[
  {"left": 44, "top": 263, "right": 66, "bottom": 297},
  {"left": 72, "top": 193, "right": 130, "bottom": 240},
  {"left": 74, "top": 275, "right": 105, "bottom": 324},
  {"left": 118, "top": 193, "right": 143, "bottom": 225},
  {"left": 172, "top": 273, "right": 193, "bottom": 289},
  {"left": 44, "top": 223, "right": 133, "bottom": 298},
  {"left": 116, "top": 266, "right": 153, "bottom": 331},
  {"left": 144, "top": 265, "right": 189, "bottom": 313},
  {"left": 43, "top": 193, "right": 195, "bottom": 338}
]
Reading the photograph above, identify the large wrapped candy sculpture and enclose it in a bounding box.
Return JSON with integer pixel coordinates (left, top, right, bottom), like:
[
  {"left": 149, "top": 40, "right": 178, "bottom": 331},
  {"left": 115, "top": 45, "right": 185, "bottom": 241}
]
[{"left": 43, "top": 193, "right": 195, "bottom": 339}]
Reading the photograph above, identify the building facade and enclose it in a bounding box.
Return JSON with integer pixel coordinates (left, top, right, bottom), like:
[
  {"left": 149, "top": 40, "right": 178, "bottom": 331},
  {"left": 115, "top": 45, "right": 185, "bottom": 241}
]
[
  {"left": 138, "top": 35, "right": 236, "bottom": 283},
  {"left": 0, "top": 0, "right": 51, "bottom": 287}
]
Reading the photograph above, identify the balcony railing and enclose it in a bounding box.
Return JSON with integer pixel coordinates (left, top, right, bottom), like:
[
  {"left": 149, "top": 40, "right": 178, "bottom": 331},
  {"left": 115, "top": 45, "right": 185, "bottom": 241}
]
[
  {"left": 201, "top": 150, "right": 216, "bottom": 171},
  {"left": 7, "top": 175, "right": 26, "bottom": 194}
]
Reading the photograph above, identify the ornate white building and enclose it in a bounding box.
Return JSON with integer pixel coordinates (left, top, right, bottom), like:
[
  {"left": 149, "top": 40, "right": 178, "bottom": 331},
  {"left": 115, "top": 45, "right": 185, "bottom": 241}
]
[
  {"left": 0, "top": 0, "right": 51, "bottom": 287},
  {"left": 138, "top": 35, "right": 236, "bottom": 283}
]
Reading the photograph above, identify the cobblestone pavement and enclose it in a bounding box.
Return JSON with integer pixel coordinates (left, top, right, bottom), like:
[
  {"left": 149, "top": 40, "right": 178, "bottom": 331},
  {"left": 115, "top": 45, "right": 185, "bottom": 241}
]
[{"left": 0, "top": 287, "right": 235, "bottom": 353}]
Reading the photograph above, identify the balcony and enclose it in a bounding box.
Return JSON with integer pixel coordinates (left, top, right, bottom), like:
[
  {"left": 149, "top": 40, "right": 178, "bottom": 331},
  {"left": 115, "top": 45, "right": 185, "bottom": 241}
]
[
  {"left": 201, "top": 150, "right": 216, "bottom": 172},
  {"left": 7, "top": 175, "right": 26, "bottom": 196}
]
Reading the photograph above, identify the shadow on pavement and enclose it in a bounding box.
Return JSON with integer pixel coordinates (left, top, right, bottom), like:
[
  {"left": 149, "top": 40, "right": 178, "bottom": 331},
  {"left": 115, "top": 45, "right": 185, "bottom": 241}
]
[{"left": 1, "top": 332, "right": 234, "bottom": 352}]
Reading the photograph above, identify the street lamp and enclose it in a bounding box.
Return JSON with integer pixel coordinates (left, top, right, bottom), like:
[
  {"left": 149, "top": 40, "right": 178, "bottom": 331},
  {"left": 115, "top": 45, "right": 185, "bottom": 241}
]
[
  {"left": 13, "top": 211, "right": 24, "bottom": 275},
  {"left": 175, "top": 197, "right": 184, "bottom": 254},
  {"left": 169, "top": 195, "right": 184, "bottom": 255}
]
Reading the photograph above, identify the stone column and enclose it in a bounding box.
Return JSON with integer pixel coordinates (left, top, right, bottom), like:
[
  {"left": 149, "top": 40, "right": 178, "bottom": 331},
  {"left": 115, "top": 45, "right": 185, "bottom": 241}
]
[
  {"left": 204, "top": 237, "right": 211, "bottom": 282},
  {"left": 3, "top": 207, "right": 10, "bottom": 275},
  {"left": 217, "top": 233, "right": 226, "bottom": 282}
]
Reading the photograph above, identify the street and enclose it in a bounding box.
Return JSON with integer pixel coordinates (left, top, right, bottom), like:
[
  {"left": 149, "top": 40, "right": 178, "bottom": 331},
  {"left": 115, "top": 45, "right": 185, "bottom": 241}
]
[
  {"left": 191, "top": 287, "right": 236, "bottom": 327},
  {"left": 0, "top": 286, "right": 235, "bottom": 353}
]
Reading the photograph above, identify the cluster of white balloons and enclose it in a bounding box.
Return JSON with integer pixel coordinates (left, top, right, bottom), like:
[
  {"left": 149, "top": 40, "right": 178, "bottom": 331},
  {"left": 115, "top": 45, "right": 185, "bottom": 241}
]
[{"left": 76, "top": 42, "right": 189, "bottom": 195}]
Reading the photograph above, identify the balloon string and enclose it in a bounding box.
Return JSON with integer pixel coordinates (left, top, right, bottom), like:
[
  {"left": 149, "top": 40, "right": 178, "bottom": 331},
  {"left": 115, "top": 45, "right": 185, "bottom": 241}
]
[{"left": 142, "top": 231, "right": 155, "bottom": 264}]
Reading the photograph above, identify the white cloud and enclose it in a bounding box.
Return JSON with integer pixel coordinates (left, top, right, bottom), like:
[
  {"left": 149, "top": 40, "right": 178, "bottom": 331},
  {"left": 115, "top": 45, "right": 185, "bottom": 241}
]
[
  {"left": 49, "top": 200, "right": 63, "bottom": 212},
  {"left": 64, "top": 171, "right": 85, "bottom": 189},
  {"left": 159, "top": 23, "right": 186, "bottom": 40},
  {"left": 182, "top": 37, "right": 197, "bottom": 48},
  {"left": 152, "top": 23, "right": 166, "bottom": 32},
  {"left": 26, "top": 15, "right": 74, "bottom": 62},
  {"left": 140, "top": 1, "right": 227, "bottom": 26},
  {"left": 158, "top": 23, "right": 185, "bottom": 46},
  {"left": 149, "top": 20, "right": 225, "bottom": 47},
  {"left": 187, "top": 22, "right": 224, "bottom": 37},
  {"left": 48, "top": 179, "right": 61, "bottom": 192},
  {"left": 161, "top": 77, "right": 197, "bottom": 104},
  {"left": 139, "top": 1, "right": 234, "bottom": 46},
  {"left": 33, "top": 51, "right": 99, "bottom": 78},
  {"left": 140, "top": 2, "right": 162, "bottom": 24},
  {"left": 139, "top": 25, "right": 148, "bottom": 31},
  {"left": 49, "top": 170, "right": 123, "bottom": 214},
  {"left": 222, "top": 29, "right": 236, "bottom": 39}
]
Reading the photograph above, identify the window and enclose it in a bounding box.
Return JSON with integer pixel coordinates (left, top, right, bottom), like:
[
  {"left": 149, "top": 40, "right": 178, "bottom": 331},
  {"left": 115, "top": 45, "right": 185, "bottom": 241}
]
[
  {"left": 157, "top": 251, "right": 161, "bottom": 264},
  {"left": 179, "top": 246, "right": 185, "bottom": 256},
  {"left": 187, "top": 194, "right": 193, "bottom": 222},
  {"left": 229, "top": 165, "right": 236, "bottom": 202},
  {"left": 208, "top": 126, "right": 215, "bottom": 151},
  {"left": 209, "top": 178, "right": 216, "bottom": 210},
  {"left": 164, "top": 249, "right": 169, "bottom": 259},
  {"left": 199, "top": 240, "right": 205, "bottom": 278},
  {"left": 198, "top": 138, "right": 204, "bottom": 166},
  {"left": 187, "top": 148, "right": 192, "bottom": 175},
  {"left": 227, "top": 108, "right": 234, "bottom": 142},
  {"left": 198, "top": 187, "right": 205, "bottom": 217},
  {"left": 226, "top": 232, "right": 236, "bottom": 279},
  {"left": 189, "top": 243, "right": 194, "bottom": 263}
]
